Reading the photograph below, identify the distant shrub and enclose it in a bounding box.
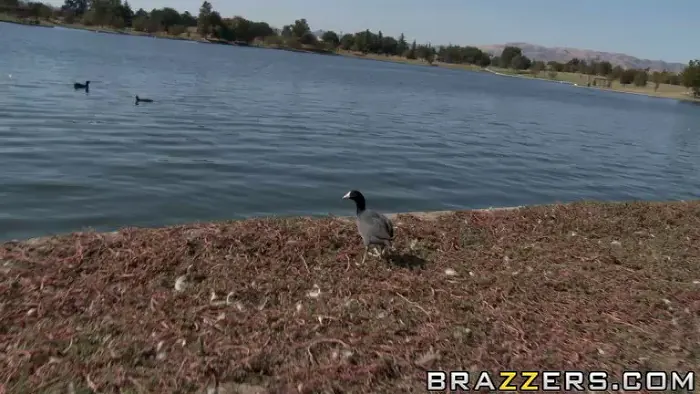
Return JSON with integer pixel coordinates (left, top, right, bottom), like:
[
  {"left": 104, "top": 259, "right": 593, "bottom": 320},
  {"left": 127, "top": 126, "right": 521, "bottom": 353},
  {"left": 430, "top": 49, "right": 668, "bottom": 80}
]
[
  {"left": 63, "top": 12, "right": 75, "bottom": 24},
  {"left": 168, "top": 24, "right": 186, "bottom": 36},
  {"left": 81, "top": 10, "right": 96, "bottom": 26},
  {"left": 263, "top": 35, "right": 283, "bottom": 47},
  {"left": 299, "top": 31, "right": 317, "bottom": 46},
  {"left": 285, "top": 36, "right": 302, "bottom": 49},
  {"left": 633, "top": 71, "right": 648, "bottom": 87}
]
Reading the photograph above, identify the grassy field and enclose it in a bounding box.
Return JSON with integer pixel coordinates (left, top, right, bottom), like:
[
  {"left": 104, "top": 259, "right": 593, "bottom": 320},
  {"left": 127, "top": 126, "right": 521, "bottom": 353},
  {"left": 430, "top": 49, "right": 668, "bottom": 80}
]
[
  {"left": 486, "top": 67, "right": 698, "bottom": 102},
  {"left": 1, "top": 200, "right": 699, "bottom": 392}
]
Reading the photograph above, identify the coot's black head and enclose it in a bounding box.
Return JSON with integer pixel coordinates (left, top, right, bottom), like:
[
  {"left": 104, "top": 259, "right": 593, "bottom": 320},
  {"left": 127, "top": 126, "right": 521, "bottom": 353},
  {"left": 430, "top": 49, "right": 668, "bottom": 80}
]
[
  {"left": 342, "top": 189, "right": 366, "bottom": 211},
  {"left": 85, "top": 81, "right": 90, "bottom": 85}
]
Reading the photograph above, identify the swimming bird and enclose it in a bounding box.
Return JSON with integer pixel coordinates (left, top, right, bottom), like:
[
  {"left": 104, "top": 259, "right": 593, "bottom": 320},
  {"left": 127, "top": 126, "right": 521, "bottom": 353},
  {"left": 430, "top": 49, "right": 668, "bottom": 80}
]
[
  {"left": 73, "top": 81, "right": 90, "bottom": 91},
  {"left": 135, "top": 95, "right": 153, "bottom": 105},
  {"left": 342, "top": 190, "right": 394, "bottom": 265}
]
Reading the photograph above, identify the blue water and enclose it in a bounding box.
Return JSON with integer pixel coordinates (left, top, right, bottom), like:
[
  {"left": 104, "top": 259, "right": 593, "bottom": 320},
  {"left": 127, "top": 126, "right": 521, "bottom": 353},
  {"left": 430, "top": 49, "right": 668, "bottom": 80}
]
[{"left": 1, "top": 22, "right": 699, "bottom": 241}]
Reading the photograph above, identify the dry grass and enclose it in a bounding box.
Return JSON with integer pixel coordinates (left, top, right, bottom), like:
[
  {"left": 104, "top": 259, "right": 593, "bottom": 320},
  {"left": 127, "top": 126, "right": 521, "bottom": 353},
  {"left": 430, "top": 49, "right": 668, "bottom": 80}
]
[
  {"left": 1, "top": 201, "right": 700, "bottom": 393},
  {"left": 543, "top": 71, "right": 693, "bottom": 100},
  {"left": 488, "top": 67, "right": 698, "bottom": 102}
]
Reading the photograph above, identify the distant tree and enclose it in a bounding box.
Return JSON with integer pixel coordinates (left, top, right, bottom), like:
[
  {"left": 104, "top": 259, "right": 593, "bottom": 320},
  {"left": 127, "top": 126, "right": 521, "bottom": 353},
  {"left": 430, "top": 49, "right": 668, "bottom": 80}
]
[
  {"left": 80, "top": 0, "right": 121, "bottom": 26},
  {"left": 372, "top": 30, "right": 383, "bottom": 53},
  {"left": 666, "top": 73, "right": 681, "bottom": 86},
  {"left": 510, "top": 54, "right": 531, "bottom": 70},
  {"left": 180, "top": 11, "right": 196, "bottom": 27},
  {"left": 212, "top": 21, "right": 233, "bottom": 41},
  {"left": 397, "top": 33, "right": 408, "bottom": 55},
  {"left": 116, "top": 1, "right": 133, "bottom": 27},
  {"left": 339, "top": 33, "right": 354, "bottom": 50},
  {"left": 134, "top": 7, "right": 147, "bottom": 18},
  {"left": 585, "top": 60, "right": 599, "bottom": 75},
  {"left": 530, "top": 60, "right": 545, "bottom": 74},
  {"left": 131, "top": 13, "right": 148, "bottom": 31},
  {"left": 595, "top": 61, "right": 613, "bottom": 76},
  {"left": 547, "top": 61, "right": 563, "bottom": 72},
  {"left": 479, "top": 54, "right": 491, "bottom": 67},
  {"left": 249, "top": 21, "right": 273, "bottom": 39},
  {"left": 61, "top": 0, "right": 87, "bottom": 17},
  {"left": 424, "top": 48, "right": 435, "bottom": 64},
  {"left": 207, "top": 11, "right": 227, "bottom": 39},
  {"left": 610, "top": 65, "right": 624, "bottom": 80},
  {"left": 619, "top": 69, "right": 636, "bottom": 85},
  {"left": 406, "top": 40, "right": 417, "bottom": 59},
  {"left": 352, "top": 30, "right": 370, "bottom": 53},
  {"left": 681, "top": 59, "right": 700, "bottom": 97},
  {"left": 299, "top": 31, "right": 317, "bottom": 45},
  {"left": 1, "top": 0, "right": 20, "bottom": 8},
  {"left": 25, "top": 1, "right": 52, "bottom": 19},
  {"left": 290, "top": 18, "right": 310, "bottom": 38},
  {"left": 281, "top": 25, "right": 292, "bottom": 37},
  {"left": 321, "top": 30, "right": 340, "bottom": 47},
  {"left": 499, "top": 46, "right": 522, "bottom": 68},
  {"left": 154, "top": 7, "right": 181, "bottom": 30},
  {"left": 416, "top": 44, "right": 435, "bottom": 64},
  {"left": 633, "top": 69, "right": 648, "bottom": 87},
  {"left": 606, "top": 73, "right": 616, "bottom": 87},
  {"left": 223, "top": 16, "right": 248, "bottom": 41},
  {"left": 651, "top": 71, "right": 664, "bottom": 91},
  {"left": 381, "top": 36, "right": 398, "bottom": 55},
  {"left": 196, "top": 1, "right": 213, "bottom": 37}
]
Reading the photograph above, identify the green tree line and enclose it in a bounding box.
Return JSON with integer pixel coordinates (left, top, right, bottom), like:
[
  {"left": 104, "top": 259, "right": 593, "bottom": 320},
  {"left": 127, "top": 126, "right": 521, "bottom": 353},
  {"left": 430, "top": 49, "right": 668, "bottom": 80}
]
[{"left": 2, "top": 0, "right": 699, "bottom": 97}]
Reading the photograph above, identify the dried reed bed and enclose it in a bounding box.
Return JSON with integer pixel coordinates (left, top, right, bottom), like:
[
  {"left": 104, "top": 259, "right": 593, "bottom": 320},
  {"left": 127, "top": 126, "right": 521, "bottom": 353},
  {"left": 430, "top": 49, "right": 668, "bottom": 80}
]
[{"left": 1, "top": 201, "right": 699, "bottom": 393}]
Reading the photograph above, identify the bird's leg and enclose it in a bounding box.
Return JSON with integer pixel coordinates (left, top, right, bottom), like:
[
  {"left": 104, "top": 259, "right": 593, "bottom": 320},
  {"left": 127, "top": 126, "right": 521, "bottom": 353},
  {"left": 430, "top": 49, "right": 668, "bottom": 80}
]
[
  {"left": 380, "top": 241, "right": 390, "bottom": 257},
  {"left": 360, "top": 246, "right": 368, "bottom": 265},
  {"left": 381, "top": 243, "right": 391, "bottom": 261}
]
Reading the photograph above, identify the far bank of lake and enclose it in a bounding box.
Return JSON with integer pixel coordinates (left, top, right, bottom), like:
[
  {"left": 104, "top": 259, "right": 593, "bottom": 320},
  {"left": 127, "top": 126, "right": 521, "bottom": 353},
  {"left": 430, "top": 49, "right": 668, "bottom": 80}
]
[{"left": 2, "top": 17, "right": 697, "bottom": 103}]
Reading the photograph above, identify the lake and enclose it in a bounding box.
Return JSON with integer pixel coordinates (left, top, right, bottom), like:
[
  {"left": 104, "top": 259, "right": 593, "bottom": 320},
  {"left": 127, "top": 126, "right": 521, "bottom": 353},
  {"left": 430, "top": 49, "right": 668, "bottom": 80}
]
[{"left": 1, "top": 22, "right": 700, "bottom": 241}]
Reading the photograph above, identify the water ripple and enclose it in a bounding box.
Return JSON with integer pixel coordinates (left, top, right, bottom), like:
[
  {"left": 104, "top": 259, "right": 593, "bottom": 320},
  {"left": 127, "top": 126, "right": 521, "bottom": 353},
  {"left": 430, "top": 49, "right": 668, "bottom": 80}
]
[{"left": 2, "top": 22, "right": 700, "bottom": 240}]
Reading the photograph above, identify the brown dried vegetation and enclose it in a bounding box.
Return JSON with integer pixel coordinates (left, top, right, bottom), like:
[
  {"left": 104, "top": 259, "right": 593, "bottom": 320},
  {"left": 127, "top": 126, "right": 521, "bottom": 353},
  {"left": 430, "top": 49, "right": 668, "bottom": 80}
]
[{"left": 1, "top": 201, "right": 699, "bottom": 393}]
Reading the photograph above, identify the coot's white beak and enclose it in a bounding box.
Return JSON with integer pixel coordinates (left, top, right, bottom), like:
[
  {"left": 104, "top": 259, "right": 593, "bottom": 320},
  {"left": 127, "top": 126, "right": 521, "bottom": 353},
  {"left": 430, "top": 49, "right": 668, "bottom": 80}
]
[{"left": 342, "top": 191, "right": 351, "bottom": 199}]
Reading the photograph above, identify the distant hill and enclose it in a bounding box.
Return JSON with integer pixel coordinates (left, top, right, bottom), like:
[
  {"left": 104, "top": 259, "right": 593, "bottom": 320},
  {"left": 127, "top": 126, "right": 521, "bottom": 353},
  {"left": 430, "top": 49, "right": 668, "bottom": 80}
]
[{"left": 477, "top": 42, "right": 686, "bottom": 73}]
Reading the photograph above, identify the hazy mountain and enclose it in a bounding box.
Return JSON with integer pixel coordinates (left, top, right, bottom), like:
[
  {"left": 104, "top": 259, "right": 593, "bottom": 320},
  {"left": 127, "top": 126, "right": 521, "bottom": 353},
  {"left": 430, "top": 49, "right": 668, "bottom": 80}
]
[{"left": 478, "top": 42, "right": 686, "bottom": 73}]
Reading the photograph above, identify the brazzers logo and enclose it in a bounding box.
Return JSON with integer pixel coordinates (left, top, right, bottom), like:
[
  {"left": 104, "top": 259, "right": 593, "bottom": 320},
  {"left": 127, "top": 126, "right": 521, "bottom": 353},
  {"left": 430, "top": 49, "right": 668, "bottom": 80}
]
[{"left": 426, "top": 370, "right": 696, "bottom": 392}]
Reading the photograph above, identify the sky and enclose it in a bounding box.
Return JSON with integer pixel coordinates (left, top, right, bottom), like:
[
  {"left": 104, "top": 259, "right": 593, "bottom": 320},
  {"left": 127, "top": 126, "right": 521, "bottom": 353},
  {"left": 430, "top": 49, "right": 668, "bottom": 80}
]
[{"left": 45, "top": 0, "right": 698, "bottom": 63}]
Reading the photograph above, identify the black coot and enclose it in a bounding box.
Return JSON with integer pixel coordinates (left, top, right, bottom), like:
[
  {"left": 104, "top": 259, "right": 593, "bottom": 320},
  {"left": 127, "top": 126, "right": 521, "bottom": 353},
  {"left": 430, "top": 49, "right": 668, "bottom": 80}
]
[
  {"left": 135, "top": 95, "right": 153, "bottom": 105},
  {"left": 73, "top": 81, "right": 90, "bottom": 91},
  {"left": 342, "top": 190, "right": 394, "bottom": 264}
]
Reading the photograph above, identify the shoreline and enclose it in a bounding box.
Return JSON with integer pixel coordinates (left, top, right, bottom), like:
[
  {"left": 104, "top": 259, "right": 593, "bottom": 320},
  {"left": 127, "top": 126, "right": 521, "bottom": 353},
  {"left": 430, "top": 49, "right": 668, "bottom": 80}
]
[
  {"left": 8, "top": 198, "right": 700, "bottom": 244},
  {"left": 483, "top": 67, "right": 700, "bottom": 103},
  {"left": 1, "top": 199, "right": 698, "bottom": 392},
  {"left": 9, "top": 205, "right": 526, "bottom": 245},
  {"left": 3, "top": 19, "right": 698, "bottom": 103}
]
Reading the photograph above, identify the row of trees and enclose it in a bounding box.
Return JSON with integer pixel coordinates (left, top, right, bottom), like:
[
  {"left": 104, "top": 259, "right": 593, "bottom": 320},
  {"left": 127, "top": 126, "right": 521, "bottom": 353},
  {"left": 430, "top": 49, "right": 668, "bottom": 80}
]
[{"left": 2, "top": 0, "right": 699, "bottom": 97}]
